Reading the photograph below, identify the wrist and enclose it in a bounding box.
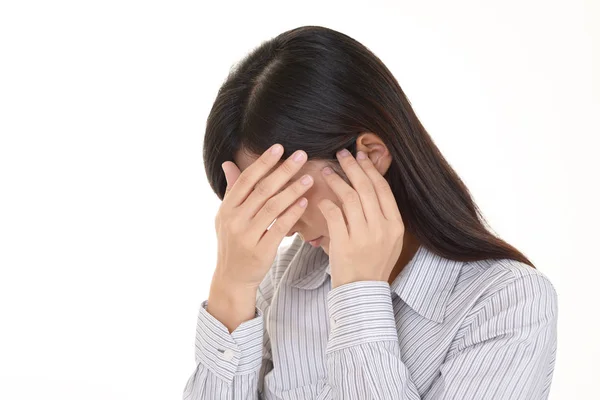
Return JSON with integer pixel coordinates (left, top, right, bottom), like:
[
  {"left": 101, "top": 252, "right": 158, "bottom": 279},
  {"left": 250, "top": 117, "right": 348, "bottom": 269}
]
[
  {"left": 207, "top": 280, "right": 258, "bottom": 333},
  {"left": 331, "top": 276, "right": 388, "bottom": 290}
]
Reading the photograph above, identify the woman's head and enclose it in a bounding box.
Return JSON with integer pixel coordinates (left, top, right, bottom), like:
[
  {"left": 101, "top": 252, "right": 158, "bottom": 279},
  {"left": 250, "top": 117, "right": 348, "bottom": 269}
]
[
  {"left": 204, "top": 25, "right": 535, "bottom": 267},
  {"left": 232, "top": 132, "right": 393, "bottom": 255}
]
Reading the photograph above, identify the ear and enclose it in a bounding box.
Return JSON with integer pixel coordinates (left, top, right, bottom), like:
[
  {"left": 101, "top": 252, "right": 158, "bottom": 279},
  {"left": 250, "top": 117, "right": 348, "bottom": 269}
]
[{"left": 355, "top": 133, "right": 392, "bottom": 175}]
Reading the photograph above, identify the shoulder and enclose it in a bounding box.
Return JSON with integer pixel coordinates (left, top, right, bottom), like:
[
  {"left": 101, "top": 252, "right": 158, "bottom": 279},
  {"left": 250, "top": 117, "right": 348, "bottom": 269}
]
[
  {"left": 463, "top": 257, "right": 558, "bottom": 320},
  {"left": 447, "top": 257, "right": 558, "bottom": 361}
]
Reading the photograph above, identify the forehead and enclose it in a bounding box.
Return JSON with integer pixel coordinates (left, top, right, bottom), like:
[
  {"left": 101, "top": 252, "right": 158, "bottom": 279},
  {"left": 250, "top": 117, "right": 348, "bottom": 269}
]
[
  {"left": 232, "top": 148, "right": 353, "bottom": 189},
  {"left": 233, "top": 148, "right": 326, "bottom": 175}
]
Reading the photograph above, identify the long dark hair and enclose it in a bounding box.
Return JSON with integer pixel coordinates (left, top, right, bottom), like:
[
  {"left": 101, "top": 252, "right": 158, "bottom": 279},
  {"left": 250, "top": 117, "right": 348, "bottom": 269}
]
[{"left": 202, "top": 25, "right": 535, "bottom": 268}]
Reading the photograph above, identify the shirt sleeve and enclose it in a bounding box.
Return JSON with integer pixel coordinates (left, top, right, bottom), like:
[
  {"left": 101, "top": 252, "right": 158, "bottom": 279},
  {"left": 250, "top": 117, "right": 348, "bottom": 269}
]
[
  {"left": 320, "top": 274, "right": 558, "bottom": 400},
  {"left": 182, "top": 279, "right": 275, "bottom": 399}
]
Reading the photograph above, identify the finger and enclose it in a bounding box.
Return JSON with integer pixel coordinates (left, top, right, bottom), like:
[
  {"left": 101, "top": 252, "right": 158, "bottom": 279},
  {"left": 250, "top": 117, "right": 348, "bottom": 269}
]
[
  {"left": 256, "top": 196, "right": 308, "bottom": 254},
  {"left": 250, "top": 173, "right": 314, "bottom": 239},
  {"left": 356, "top": 151, "right": 402, "bottom": 221},
  {"left": 221, "top": 161, "right": 241, "bottom": 200},
  {"left": 241, "top": 149, "right": 309, "bottom": 220},
  {"left": 317, "top": 198, "right": 349, "bottom": 241},
  {"left": 335, "top": 149, "right": 383, "bottom": 224},
  {"left": 321, "top": 165, "right": 367, "bottom": 233},
  {"left": 222, "top": 143, "right": 285, "bottom": 208}
]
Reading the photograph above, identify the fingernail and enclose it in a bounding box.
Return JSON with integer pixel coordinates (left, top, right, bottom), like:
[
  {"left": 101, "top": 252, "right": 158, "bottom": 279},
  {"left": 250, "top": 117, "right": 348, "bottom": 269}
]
[
  {"left": 293, "top": 150, "right": 306, "bottom": 162},
  {"left": 337, "top": 149, "right": 350, "bottom": 158},
  {"left": 322, "top": 167, "right": 333, "bottom": 175},
  {"left": 271, "top": 144, "right": 283, "bottom": 154},
  {"left": 301, "top": 175, "right": 313, "bottom": 185},
  {"left": 356, "top": 151, "right": 366, "bottom": 160}
]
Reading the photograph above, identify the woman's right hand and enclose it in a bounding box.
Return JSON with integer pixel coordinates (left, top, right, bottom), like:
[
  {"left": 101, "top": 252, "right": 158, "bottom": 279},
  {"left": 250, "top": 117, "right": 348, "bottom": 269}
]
[{"left": 207, "top": 144, "right": 313, "bottom": 330}]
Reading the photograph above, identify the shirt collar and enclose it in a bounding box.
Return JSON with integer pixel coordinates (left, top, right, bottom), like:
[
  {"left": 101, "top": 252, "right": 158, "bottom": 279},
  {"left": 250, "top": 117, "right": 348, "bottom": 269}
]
[{"left": 286, "top": 236, "right": 465, "bottom": 324}]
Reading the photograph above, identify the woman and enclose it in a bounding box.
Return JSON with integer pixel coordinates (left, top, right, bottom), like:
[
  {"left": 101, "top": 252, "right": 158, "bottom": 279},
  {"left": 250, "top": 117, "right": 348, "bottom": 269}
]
[{"left": 183, "top": 25, "right": 557, "bottom": 399}]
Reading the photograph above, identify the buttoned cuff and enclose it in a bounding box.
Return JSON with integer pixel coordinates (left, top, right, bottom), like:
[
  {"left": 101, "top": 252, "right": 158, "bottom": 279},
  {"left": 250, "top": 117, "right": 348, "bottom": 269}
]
[
  {"left": 195, "top": 299, "right": 264, "bottom": 384},
  {"left": 326, "top": 281, "right": 399, "bottom": 353}
]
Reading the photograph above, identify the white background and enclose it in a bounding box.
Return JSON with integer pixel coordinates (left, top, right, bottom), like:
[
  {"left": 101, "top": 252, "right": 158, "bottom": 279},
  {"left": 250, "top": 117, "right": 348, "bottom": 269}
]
[{"left": 0, "top": 1, "right": 597, "bottom": 398}]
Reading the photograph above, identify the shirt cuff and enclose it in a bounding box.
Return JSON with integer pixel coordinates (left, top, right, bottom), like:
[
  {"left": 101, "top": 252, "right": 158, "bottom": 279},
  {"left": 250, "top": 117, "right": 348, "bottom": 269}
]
[
  {"left": 195, "top": 299, "right": 264, "bottom": 384},
  {"left": 326, "top": 281, "right": 399, "bottom": 353}
]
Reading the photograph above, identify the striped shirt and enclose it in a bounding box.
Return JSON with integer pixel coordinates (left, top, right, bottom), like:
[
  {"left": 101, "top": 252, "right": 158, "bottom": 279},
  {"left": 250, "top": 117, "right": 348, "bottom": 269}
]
[{"left": 183, "top": 234, "right": 558, "bottom": 399}]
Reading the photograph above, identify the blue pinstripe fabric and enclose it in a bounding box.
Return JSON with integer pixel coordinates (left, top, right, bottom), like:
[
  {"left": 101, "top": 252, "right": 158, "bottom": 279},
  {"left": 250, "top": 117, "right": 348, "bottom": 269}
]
[{"left": 184, "top": 234, "right": 558, "bottom": 399}]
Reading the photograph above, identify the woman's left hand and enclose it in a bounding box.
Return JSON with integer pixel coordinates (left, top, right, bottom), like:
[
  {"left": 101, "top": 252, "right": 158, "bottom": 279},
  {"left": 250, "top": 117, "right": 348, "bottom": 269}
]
[{"left": 317, "top": 149, "right": 405, "bottom": 289}]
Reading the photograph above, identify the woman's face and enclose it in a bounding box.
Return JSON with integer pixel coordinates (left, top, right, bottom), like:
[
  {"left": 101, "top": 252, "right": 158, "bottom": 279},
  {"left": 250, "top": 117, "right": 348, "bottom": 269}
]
[{"left": 233, "top": 149, "right": 350, "bottom": 255}]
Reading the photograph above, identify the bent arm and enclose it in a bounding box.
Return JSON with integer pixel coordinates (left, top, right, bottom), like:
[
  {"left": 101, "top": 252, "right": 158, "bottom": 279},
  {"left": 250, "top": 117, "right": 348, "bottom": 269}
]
[
  {"left": 183, "top": 274, "right": 276, "bottom": 399},
  {"left": 318, "top": 274, "right": 558, "bottom": 399}
]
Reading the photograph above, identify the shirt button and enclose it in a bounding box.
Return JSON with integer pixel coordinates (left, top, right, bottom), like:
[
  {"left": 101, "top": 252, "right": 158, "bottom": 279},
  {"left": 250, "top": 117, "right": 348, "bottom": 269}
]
[
  {"left": 221, "top": 349, "right": 234, "bottom": 361},
  {"left": 330, "top": 317, "right": 337, "bottom": 329}
]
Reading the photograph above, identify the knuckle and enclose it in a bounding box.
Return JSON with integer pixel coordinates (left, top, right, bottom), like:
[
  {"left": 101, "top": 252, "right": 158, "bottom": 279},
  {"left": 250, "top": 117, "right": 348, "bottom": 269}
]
[
  {"left": 257, "top": 155, "right": 271, "bottom": 168},
  {"left": 280, "top": 160, "right": 296, "bottom": 175},
  {"left": 331, "top": 208, "right": 343, "bottom": 219},
  {"left": 237, "top": 173, "right": 251, "bottom": 187},
  {"left": 214, "top": 212, "right": 223, "bottom": 227},
  {"left": 255, "top": 180, "right": 271, "bottom": 197},
  {"left": 342, "top": 190, "right": 359, "bottom": 204},
  {"left": 346, "top": 158, "right": 358, "bottom": 168},
  {"left": 361, "top": 182, "right": 376, "bottom": 196},
  {"left": 293, "top": 179, "right": 308, "bottom": 194},
  {"left": 264, "top": 198, "right": 280, "bottom": 215},
  {"left": 325, "top": 203, "right": 339, "bottom": 216},
  {"left": 375, "top": 178, "right": 392, "bottom": 193},
  {"left": 395, "top": 223, "right": 405, "bottom": 235},
  {"left": 269, "top": 221, "right": 287, "bottom": 236}
]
